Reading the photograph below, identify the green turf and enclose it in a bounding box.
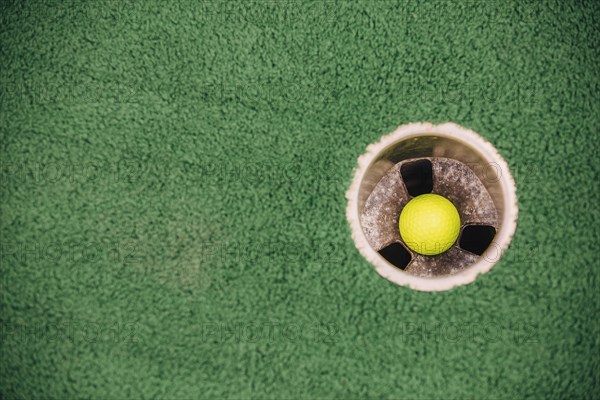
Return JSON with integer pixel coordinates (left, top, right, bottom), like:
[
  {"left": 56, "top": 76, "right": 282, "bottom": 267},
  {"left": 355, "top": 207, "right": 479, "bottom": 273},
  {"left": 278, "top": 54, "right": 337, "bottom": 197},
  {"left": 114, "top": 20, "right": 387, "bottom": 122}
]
[{"left": 1, "top": 0, "right": 599, "bottom": 398}]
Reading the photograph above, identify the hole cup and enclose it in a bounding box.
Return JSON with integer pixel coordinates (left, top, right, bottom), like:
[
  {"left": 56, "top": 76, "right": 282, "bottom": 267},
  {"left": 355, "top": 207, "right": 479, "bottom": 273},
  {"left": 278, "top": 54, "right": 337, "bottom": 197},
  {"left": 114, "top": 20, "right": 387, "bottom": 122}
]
[{"left": 346, "top": 122, "right": 518, "bottom": 291}]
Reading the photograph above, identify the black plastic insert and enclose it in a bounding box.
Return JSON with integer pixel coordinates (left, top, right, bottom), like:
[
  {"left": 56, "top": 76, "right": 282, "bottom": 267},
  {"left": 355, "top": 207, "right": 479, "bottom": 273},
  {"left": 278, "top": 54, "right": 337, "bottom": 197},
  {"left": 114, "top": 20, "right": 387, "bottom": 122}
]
[
  {"left": 378, "top": 242, "right": 412, "bottom": 270},
  {"left": 400, "top": 159, "right": 433, "bottom": 196},
  {"left": 459, "top": 225, "right": 496, "bottom": 255}
]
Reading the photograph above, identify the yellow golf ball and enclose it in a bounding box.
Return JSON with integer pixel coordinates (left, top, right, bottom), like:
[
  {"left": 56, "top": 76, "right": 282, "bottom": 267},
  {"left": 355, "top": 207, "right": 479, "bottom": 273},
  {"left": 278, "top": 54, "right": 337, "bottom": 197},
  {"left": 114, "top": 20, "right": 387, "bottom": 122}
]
[{"left": 399, "top": 194, "right": 461, "bottom": 256}]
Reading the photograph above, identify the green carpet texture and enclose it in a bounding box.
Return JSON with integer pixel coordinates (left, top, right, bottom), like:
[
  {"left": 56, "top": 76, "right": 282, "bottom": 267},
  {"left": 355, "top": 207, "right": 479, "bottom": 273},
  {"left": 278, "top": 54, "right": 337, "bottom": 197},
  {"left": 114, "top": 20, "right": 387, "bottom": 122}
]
[{"left": 1, "top": 0, "right": 599, "bottom": 398}]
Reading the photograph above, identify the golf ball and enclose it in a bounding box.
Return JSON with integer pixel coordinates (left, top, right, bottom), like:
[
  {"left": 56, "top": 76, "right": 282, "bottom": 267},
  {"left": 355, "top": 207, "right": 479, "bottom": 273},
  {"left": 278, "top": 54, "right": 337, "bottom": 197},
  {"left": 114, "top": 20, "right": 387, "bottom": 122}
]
[{"left": 399, "top": 194, "right": 461, "bottom": 256}]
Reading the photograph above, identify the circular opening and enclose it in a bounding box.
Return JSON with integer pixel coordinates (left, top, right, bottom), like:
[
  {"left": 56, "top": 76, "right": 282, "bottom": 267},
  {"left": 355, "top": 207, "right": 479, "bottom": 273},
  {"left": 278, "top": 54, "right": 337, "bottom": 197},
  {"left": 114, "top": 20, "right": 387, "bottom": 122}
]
[{"left": 346, "top": 122, "right": 518, "bottom": 291}]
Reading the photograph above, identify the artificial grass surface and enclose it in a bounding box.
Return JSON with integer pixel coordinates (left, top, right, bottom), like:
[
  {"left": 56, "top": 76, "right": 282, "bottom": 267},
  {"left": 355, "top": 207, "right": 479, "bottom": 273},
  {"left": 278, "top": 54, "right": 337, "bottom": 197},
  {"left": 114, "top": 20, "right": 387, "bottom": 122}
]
[{"left": 1, "top": 0, "right": 599, "bottom": 398}]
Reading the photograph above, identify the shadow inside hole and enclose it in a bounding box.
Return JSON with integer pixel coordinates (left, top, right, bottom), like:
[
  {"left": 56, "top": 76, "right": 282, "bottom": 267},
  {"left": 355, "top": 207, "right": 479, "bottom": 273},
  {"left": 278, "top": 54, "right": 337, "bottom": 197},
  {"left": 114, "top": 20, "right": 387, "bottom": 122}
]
[
  {"left": 378, "top": 242, "right": 412, "bottom": 270},
  {"left": 459, "top": 225, "right": 496, "bottom": 255},
  {"left": 401, "top": 159, "right": 433, "bottom": 196}
]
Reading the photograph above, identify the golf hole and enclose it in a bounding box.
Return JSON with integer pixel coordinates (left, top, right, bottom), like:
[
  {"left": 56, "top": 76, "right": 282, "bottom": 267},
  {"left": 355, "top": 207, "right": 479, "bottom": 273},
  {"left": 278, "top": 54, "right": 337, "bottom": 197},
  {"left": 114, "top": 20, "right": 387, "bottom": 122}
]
[{"left": 346, "top": 122, "right": 518, "bottom": 291}]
